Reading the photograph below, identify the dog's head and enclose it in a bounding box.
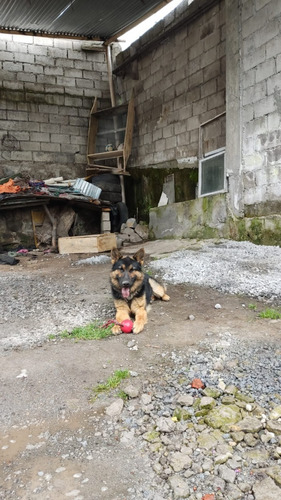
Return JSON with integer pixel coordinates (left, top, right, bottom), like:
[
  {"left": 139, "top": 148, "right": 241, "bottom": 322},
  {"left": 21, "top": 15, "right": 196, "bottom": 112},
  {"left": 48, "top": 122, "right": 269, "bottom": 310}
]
[{"left": 110, "top": 247, "right": 145, "bottom": 299}]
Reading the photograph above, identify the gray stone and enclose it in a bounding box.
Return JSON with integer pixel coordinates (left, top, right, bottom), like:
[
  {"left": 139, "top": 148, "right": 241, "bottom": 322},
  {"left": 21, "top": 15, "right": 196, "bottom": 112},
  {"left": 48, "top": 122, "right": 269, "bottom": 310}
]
[
  {"left": 176, "top": 394, "right": 194, "bottom": 406},
  {"left": 123, "top": 384, "right": 140, "bottom": 398},
  {"left": 235, "top": 416, "right": 263, "bottom": 433},
  {"left": 168, "top": 475, "right": 190, "bottom": 498},
  {"left": 135, "top": 223, "right": 149, "bottom": 240},
  {"left": 156, "top": 417, "right": 176, "bottom": 433},
  {"left": 169, "top": 450, "right": 192, "bottom": 472},
  {"left": 105, "top": 398, "right": 124, "bottom": 417},
  {"left": 128, "top": 232, "right": 143, "bottom": 243},
  {"left": 200, "top": 396, "right": 216, "bottom": 410},
  {"left": 270, "top": 405, "right": 281, "bottom": 420},
  {"left": 140, "top": 393, "right": 152, "bottom": 405},
  {"left": 225, "top": 483, "right": 243, "bottom": 499},
  {"left": 253, "top": 477, "right": 281, "bottom": 500},
  {"left": 267, "top": 420, "right": 281, "bottom": 434},
  {"left": 126, "top": 218, "right": 137, "bottom": 229},
  {"left": 218, "top": 464, "right": 236, "bottom": 483}
]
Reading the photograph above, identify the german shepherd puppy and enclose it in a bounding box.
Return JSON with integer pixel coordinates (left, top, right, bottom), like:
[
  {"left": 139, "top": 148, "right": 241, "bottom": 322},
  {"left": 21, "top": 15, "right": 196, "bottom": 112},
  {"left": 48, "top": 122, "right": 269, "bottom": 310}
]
[{"left": 110, "top": 247, "right": 170, "bottom": 334}]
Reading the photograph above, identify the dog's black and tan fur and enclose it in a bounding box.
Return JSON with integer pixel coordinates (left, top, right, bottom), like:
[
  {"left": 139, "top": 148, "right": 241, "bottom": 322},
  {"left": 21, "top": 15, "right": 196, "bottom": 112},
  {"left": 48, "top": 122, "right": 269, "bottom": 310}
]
[{"left": 110, "top": 247, "right": 170, "bottom": 334}]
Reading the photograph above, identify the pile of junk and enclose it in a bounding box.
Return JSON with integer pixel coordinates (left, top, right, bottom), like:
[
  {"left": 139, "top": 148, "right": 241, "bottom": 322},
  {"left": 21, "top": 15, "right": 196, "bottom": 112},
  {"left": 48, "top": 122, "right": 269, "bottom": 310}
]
[{"left": 0, "top": 171, "right": 147, "bottom": 257}]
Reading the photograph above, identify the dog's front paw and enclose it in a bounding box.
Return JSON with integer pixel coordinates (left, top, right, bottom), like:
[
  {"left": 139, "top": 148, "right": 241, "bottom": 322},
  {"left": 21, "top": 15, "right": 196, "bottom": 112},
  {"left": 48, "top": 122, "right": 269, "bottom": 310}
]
[
  {"left": 112, "top": 324, "right": 122, "bottom": 335},
  {"left": 133, "top": 322, "right": 144, "bottom": 334}
]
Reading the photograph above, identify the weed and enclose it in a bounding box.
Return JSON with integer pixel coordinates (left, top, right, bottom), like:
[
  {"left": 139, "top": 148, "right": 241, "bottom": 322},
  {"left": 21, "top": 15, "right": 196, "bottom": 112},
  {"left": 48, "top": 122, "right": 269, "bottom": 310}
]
[
  {"left": 91, "top": 369, "right": 130, "bottom": 401},
  {"left": 118, "top": 390, "right": 129, "bottom": 401},
  {"left": 60, "top": 321, "right": 113, "bottom": 340},
  {"left": 248, "top": 303, "right": 257, "bottom": 310},
  {"left": 258, "top": 308, "right": 281, "bottom": 320}
]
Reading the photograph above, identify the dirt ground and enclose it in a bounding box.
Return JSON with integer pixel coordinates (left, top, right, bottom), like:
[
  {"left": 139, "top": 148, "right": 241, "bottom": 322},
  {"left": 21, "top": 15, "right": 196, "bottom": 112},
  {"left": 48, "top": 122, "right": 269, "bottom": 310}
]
[{"left": 1, "top": 242, "right": 281, "bottom": 500}]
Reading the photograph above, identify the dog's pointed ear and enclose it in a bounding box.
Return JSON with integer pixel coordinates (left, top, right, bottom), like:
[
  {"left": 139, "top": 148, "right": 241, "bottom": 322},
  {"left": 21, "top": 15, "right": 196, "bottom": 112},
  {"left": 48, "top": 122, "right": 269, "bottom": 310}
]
[
  {"left": 133, "top": 248, "right": 145, "bottom": 265},
  {"left": 111, "top": 247, "right": 122, "bottom": 264}
]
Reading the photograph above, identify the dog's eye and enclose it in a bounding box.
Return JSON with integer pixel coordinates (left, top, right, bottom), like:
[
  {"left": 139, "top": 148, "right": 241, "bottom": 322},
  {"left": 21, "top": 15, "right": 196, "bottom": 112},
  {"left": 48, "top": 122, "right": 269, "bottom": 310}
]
[{"left": 118, "top": 265, "right": 123, "bottom": 270}]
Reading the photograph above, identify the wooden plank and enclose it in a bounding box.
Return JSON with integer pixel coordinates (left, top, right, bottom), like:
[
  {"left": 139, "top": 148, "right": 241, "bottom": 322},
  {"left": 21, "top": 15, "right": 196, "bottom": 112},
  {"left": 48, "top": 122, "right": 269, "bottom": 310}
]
[
  {"left": 87, "top": 150, "right": 123, "bottom": 160},
  {"left": 58, "top": 233, "right": 116, "bottom": 254},
  {"left": 123, "top": 94, "right": 135, "bottom": 169}
]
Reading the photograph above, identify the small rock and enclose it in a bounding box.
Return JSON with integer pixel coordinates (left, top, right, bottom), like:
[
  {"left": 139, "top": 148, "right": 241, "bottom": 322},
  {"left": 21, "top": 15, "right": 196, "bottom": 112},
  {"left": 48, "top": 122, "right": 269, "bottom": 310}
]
[
  {"left": 168, "top": 475, "right": 190, "bottom": 499},
  {"left": 218, "top": 464, "right": 236, "bottom": 483},
  {"left": 235, "top": 416, "right": 263, "bottom": 433},
  {"left": 176, "top": 394, "right": 194, "bottom": 406},
  {"left": 123, "top": 384, "right": 140, "bottom": 398},
  {"left": 215, "top": 303, "right": 222, "bottom": 309},
  {"left": 105, "top": 398, "right": 124, "bottom": 417},
  {"left": 156, "top": 417, "right": 176, "bottom": 433},
  {"left": 141, "top": 393, "right": 152, "bottom": 405},
  {"left": 188, "top": 314, "right": 195, "bottom": 321}
]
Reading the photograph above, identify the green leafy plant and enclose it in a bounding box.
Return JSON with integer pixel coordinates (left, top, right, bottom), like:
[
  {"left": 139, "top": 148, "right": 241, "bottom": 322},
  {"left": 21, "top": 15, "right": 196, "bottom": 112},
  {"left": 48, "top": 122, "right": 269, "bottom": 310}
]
[
  {"left": 258, "top": 308, "right": 281, "bottom": 320},
  {"left": 91, "top": 369, "right": 130, "bottom": 401},
  {"left": 60, "top": 321, "right": 113, "bottom": 340}
]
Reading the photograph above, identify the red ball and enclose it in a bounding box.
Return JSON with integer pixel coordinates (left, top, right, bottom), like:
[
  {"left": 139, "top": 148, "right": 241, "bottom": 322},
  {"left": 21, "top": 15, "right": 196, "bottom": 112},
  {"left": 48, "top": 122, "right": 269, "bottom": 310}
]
[{"left": 120, "top": 319, "right": 133, "bottom": 333}]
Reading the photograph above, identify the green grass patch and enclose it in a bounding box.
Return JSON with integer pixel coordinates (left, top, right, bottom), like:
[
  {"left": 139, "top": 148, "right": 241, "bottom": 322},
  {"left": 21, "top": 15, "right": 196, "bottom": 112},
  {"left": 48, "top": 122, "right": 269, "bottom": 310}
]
[
  {"left": 59, "top": 321, "right": 113, "bottom": 340},
  {"left": 91, "top": 370, "right": 130, "bottom": 400},
  {"left": 258, "top": 308, "right": 281, "bottom": 320},
  {"left": 248, "top": 303, "right": 257, "bottom": 310}
]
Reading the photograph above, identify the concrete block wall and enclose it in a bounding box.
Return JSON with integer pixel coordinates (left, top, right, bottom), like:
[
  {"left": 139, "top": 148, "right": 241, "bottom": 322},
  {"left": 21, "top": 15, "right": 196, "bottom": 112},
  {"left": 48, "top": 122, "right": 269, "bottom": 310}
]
[
  {"left": 115, "top": 0, "right": 226, "bottom": 171},
  {"left": 241, "top": 0, "right": 281, "bottom": 214},
  {"left": 0, "top": 34, "right": 110, "bottom": 179}
]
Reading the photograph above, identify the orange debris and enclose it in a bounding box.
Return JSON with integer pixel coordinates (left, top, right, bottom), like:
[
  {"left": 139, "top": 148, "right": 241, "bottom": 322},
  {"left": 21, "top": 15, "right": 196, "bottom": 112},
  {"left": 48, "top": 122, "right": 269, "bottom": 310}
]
[
  {"left": 0, "top": 179, "right": 21, "bottom": 194},
  {"left": 191, "top": 378, "right": 205, "bottom": 389}
]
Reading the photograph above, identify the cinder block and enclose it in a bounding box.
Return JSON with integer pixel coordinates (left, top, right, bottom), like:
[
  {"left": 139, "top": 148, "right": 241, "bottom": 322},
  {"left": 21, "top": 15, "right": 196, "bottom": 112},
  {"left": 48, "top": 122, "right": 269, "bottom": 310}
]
[
  {"left": 65, "top": 96, "right": 83, "bottom": 107},
  {"left": 17, "top": 72, "right": 36, "bottom": 82},
  {"left": 51, "top": 133, "right": 70, "bottom": 144},
  {"left": 48, "top": 47, "right": 67, "bottom": 58},
  {"left": 74, "top": 60, "right": 92, "bottom": 71},
  {"left": 56, "top": 76, "right": 76, "bottom": 87},
  {"left": 65, "top": 69, "right": 83, "bottom": 79},
  {"left": 28, "top": 45, "right": 48, "bottom": 56},
  {"left": 7, "top": 111, "right": 28, "bottom": 121},
  {"left": 76, "top": 78, "right": 94, "bottom": 89},
  {"left": 253, "top": 95, "right": 275, "bottom": 118},
  {"left": 243, "top": 46, "right": 265, "bottom": 72},
  {"left": 3, "top": 62, "right": 23, "bottom": 72},
  {"left": 39, "top": 104, "right": 59, "bottom": 114},
  {"left": 17, "top": 53, "right": 34, "bottom": 63},
  {"left": 256, "top": 58, "right": 276, "bottom": 83},
  {"left": 243, "top": 11, "right": 266, "bottom": 38},
  {"left": 45, "top": 66, "right": 63, "bottom": 76},
  {"left": 166, "top": 136, "right": 177, "bottom": 149},
  {"left": 40, "top": 142, "right": 60, "bottom": 152},
  {"left": 200, "top": 79, "right": 217, "bottom": 98},
  {"left": 0, "top": 51, "right": 13, "bottom": 61},
  {"left": 67, "top": 49, "right": 84, "bottom": 61},
  {"left": 11, "top": 151, "right": 32, "bottom": 161},
  {"left": 21, "top": 141, "right": 40, "bottom": 151},
  {"left": 30, "top": 132, "right": 50, "bottom": 142}
]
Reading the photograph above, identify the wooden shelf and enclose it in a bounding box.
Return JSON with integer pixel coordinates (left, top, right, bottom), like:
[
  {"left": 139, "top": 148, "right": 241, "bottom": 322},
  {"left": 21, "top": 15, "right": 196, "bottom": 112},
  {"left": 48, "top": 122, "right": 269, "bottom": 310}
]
[{"left": 87, "top": 94, "right": 134, "bottom": 173}]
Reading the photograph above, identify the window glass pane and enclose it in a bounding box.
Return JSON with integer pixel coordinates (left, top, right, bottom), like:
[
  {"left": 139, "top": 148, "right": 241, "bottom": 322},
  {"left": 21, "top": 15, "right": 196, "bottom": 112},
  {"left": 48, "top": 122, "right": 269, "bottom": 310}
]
[{"left": 200, "top": 153, "right": 225, "bottom": 196}]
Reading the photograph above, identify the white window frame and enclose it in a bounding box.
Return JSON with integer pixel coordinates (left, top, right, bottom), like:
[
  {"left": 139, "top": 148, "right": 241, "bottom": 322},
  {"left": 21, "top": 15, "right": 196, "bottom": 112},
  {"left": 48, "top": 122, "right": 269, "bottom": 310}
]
[{"left": 198, "top": 148, "right": 226, "bottom": 198}]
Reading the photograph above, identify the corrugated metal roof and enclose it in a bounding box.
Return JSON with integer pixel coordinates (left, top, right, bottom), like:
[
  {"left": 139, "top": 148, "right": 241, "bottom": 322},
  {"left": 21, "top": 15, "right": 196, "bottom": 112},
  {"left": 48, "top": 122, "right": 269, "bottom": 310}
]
[{"left": 0, "top": 0, "right": 171, "bottom": 41}]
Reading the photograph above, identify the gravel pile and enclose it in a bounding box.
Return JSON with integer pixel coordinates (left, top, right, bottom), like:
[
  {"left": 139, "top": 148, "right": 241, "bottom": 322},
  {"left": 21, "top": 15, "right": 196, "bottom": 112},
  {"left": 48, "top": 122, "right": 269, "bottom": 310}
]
[
  {"left": 97, "top": 332, "right": 281, "bottom": 500},
  {"left": 151, "top": 240, "right": 281, "bottom": 303}
]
